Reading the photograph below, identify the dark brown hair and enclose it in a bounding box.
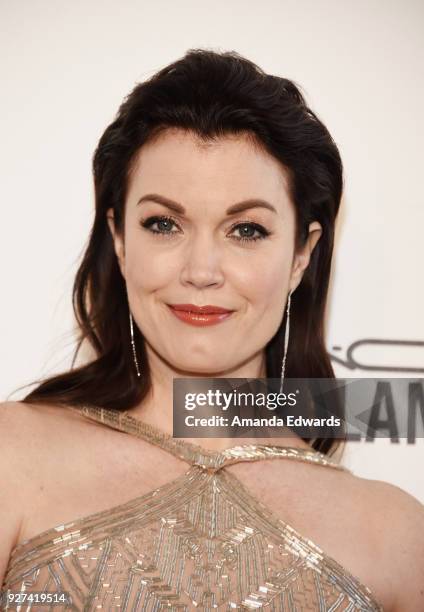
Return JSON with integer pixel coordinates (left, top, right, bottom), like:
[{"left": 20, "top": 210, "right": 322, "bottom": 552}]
[{"left": 20, "top": 48, "right": 344, "bottom": 455}]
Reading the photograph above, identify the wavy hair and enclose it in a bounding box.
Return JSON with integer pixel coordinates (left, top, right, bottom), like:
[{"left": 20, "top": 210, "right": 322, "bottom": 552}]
[{"left": 21, "top": 48, "right": 344, "bottom": 455}]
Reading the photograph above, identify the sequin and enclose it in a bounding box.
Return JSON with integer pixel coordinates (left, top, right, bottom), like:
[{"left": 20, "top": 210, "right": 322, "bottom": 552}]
[{"left": 2, "top": 405, "right": 384, "bottom": 611}]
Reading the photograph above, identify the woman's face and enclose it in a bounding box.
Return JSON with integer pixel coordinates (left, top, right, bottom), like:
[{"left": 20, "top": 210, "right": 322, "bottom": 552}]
[{"left": 108, "top": 129, "right": 321, "bottom": 376}]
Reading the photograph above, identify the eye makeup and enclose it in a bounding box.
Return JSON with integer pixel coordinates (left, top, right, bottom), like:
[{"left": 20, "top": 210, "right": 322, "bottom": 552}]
[{"left": 139, "top": 215, "right": 272, "bottom": 244}]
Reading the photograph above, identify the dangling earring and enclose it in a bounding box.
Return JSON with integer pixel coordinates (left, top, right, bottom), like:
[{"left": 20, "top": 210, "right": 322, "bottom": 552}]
[
  {"left": 129, "top": 310, "right": 141, "bottom": 378},
  {"left": 279, "top": 289, "right": 293, "bottom": 394}
]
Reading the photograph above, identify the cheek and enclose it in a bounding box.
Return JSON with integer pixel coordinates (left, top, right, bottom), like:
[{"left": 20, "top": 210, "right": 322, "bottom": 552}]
[
  {"left": 125, "top": 241, "right": 180, "bottom": 291},
  {"left": 235, "top": 253, "right": 289, "bottom": 307}
]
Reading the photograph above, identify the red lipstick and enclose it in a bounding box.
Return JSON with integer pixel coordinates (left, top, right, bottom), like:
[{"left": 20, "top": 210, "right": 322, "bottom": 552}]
[{"left": 167, "top": 304, "right": 234, "bottom": 326}]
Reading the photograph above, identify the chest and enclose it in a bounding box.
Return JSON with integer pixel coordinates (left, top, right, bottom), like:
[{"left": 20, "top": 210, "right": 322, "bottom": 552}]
[{"left": 18, "top": 432, "right": 391, "bottom": 611}]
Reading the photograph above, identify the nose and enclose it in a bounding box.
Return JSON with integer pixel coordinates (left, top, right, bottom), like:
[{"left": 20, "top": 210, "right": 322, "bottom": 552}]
[{"left": 180, "top": 230, "right": 225, "bottom": 289}]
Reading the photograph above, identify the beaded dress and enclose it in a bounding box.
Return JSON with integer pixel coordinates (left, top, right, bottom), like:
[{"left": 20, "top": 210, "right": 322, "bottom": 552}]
[{"left": 2, "top": 406, "right": 384, "bottom": 611}]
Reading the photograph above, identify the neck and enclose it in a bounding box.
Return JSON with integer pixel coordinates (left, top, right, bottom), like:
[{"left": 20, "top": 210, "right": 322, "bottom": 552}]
[{"left": 126, "top": 347, "right": 313, "bottom": 453}]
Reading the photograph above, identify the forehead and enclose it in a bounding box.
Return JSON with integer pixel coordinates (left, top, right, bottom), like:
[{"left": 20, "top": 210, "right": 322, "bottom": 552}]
[{"left": 126, "top": 129, "right": 292, "bottom": 215}]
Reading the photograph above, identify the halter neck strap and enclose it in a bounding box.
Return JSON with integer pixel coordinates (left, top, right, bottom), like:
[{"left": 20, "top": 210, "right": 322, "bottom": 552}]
[{"left": 70, "top": 405, "right": 349, "bottom": 474}]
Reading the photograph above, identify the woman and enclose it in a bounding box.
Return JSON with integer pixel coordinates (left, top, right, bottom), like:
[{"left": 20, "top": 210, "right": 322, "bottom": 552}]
[{"left": 1, "top": 48, "right": 423, "bottom": 611}]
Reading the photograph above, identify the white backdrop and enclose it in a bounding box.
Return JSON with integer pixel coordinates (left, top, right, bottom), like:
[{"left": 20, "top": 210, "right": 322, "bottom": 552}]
[{"left": 1, "top": 0, "right": 423, "bottom": 501}]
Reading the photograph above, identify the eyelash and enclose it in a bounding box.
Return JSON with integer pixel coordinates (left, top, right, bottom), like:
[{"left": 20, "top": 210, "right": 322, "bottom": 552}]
[{"left": 140, "top": 215, "right": 271, "bottom": 243}]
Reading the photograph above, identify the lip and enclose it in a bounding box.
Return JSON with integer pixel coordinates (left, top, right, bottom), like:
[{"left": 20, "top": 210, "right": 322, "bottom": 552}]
[
  {"left": 168, "top": 303, "right": 233, "bottom": 314},
  {"left": 167, "top": 303, "right": 234, "bottom": 327}
]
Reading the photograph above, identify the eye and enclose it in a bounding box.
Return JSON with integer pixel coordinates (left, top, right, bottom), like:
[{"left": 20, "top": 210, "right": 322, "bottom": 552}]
[
  {"left": 229, "top": 222, "right": 270, "bottom": 243},
  {"left": 140, "top": 216, "right": 271, "bottom": 243},
  {"left": 140, "top": 215, "right": 181, "bottom": 237}
]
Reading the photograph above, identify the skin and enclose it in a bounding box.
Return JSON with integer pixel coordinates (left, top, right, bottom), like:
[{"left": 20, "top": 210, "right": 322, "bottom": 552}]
[
  {"left": 1, "top": 128, "right": 423, "bottom": 611},
  {"left": 101, "top": 128, "right": 424, "bottom": 611},
  {"left": 107, "top": 127, "right": 321, "bottom": 447}
]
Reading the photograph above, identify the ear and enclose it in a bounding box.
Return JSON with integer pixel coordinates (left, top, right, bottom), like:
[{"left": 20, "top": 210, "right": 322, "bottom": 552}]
[
  {"left": 106, "top": 208, "right": 126, "bottom": 279},
  {"left": 289, "top": 221, "right": 322, "bottom": 292}
]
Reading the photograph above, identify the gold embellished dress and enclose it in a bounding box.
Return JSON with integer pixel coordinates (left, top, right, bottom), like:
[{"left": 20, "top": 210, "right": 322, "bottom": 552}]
[{"left": 2, "top": 406, "right": 384, "bottom": 611}]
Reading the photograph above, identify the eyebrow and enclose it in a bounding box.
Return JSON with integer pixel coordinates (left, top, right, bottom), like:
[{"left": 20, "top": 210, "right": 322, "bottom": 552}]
[{"left": 136, "top": 193, "right": 277, "bottom": 215}]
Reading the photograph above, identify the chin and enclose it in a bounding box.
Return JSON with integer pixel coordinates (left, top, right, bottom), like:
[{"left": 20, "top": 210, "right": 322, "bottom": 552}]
[{"left": 174, "top": 359, "right": 230, "bottom": 376}]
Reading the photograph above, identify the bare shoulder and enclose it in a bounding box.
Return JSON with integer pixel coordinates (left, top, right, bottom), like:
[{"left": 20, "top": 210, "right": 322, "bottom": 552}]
[
  {"left": 0, "top": 401, "right": 51, "bottom": 583},
  {"left": 0, "top": 400, "right": 51, "bottom": 460},
  {"left": 0, "top": 399, "right": 85, "bottom": 431},
  {"left": 1, "top": 399, "right": 102, "bottom": 445},
  {"left": 0, "top": 399, "right": 83, "bottom": 477},
  {"left": 0, "top": 399, "right": 99, "bottom": 477},
  {"left": 0, "top": 399, "right": 92, "bottom": 492},
  {"left": 0, "top": 400, "right": 86, "bottom": 585},
  {"left": 359, "top": 475, "right": 424, "bottom": 611}
]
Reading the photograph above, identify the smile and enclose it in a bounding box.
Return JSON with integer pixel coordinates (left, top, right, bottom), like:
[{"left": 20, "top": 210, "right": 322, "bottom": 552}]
[{"left": 167, "top": 304, "right": 234, "bottom": 327}]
